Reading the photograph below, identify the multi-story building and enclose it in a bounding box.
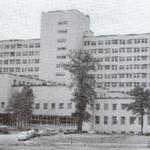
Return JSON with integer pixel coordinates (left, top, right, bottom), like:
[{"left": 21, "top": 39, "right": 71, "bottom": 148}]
[
  {"left": 1, "top": 9, "right": 150, "bottom": 133},
  {"left": 0, "top": 39, "right": 40, "bottom": 79},
  {"left": 1, "top": 10, "right": 150, "bottom": 93},
  {"left": 0, "top": 74, "right": 150, "bottom": 133},
  {"left": 94, "top": 91, "right": 150, "bottom": 133},
  {"left": 83, "top": 33, "right": 150, "bottom": 92},
  {"left": 39, "top": 9, "right": 90, "bottom": 83}
]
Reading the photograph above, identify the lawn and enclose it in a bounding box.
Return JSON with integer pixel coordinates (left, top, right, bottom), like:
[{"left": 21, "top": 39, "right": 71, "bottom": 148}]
[{"left": 1, "top": 133, "right": 150, "bottom": 150}]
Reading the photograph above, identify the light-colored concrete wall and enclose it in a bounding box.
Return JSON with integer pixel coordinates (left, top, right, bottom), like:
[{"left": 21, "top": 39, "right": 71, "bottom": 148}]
[
  {"left": 0, "top": 73, "right": 46, "bottom": 113},
  {"left": 13, "top": 85, "right": 74, "bottom": 116},
  {"left": 94, "top": 92, "right": 150, "bottom": 133},
  {"left": 83, "top": 34, "right": 150, "bottom": 92},
  {"left": 0, "top": 39, "right": 40, "bottom": 79},
  {"left": 39, "top": 10, "right": 90, "bottom": 83}
]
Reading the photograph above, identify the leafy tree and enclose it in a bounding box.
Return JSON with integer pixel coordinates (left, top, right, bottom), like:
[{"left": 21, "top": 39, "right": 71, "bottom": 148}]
[
  {"left": 126, "top": 86, "right": 150, "bottom": 134},
  {"left": 64, "top": 49, "right": 97, "bottom": 132},
  {"left": 6, "top": 86, "right": 34, "bottom": 129}
]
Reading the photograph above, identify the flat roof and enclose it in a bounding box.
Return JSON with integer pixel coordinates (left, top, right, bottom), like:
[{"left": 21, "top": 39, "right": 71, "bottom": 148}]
[
  {"left": 0, "top": 38, "right": 40, "bottom": 42},
  {"left": 86, "top": 33, "right": 150, "bottom": 38}
]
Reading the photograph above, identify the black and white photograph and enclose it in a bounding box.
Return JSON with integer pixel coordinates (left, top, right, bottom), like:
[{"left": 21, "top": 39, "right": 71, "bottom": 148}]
[{"left": 1, "top": 0, "right": 150, "bottom": 149}]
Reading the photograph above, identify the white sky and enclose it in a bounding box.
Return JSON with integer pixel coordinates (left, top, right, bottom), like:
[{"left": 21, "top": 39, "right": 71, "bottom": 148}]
[{"left": 1, "top": 0, "right": 150, "bottom": 40}]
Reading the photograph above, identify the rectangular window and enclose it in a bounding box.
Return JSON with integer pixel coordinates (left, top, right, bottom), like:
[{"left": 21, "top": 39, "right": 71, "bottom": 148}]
[
  {"left": 67, "top": 103, "right": 72, "bottom": 109},
  {"left": 51, "top": 103, "right": 55, "bottom": 109},
  {"left": 98, "top": 41, "right": 103, "bottom": 45},
  {"left": 59, "top": 103, "right": 64, "bottom": 109},
  {"left": 57, "top": 30, "right": 67, "bottom": 33},
  {"left": 121, "top": 104, "right": 127, "bottom": 110},
  {"left": 43, "top": 103, "right": 48, "bottom": 109},
  {"left": 10, "top": 68, "right": 14, "bottom": 72},
  {"left": 95, "top": 116, "right": 100, "bottom": 124},
  {"left": 112, "top": 104, "right": 117, "bottom": 110},
  {"left": 56, "top": 73, "right": 65, "bottom": 76},
  {"left": 5, "top": 45, "right": 10, "bottom": 49},
  {"left": 35, "top": 59, "right": 40, "bottom": 64},
  {"left": 17, "top": 44, "right": 22, "bottom": 48},
  {"left": 58, "top": 20, "right": 68, "bottom": 25},
  {"left": 130, "top": 117, "right": 136, "bottom": 124},
  {"left": 16, "top": 52, "right": 21, "bottom": 56},
  {"left": 35, "top": 103, "right": 40, "bottom": 109},
  {"left": 11, "top": 44, "right": 16, "bottom": 49},
  {"left": 29, "top": 44, "right": 34, "bottom": 48},
  {"left": 112, "top": 116, "right": 117, "bottom": 124},
  {"left": 57, "top": 47, "right": 66, "bottom": 50},
  {"left": 105, "top": 40, "right": 111, "bottom": 45},
  {"left": 104, "top": 103, "right": 108, "bottom": 110},
  {"left": 1, "top": 102, "right": 5, "bottom": 108},
  {"left": 95, "top": 103, "right": 100, "bottom": 110},
  {"left": 121, "top": 116, "right": 125, "bottom": 125},
  {"left": 104, "top": 116, "right": 108, "bottom": 124},
  {"left": 35, "top": 43, "right": 40, "bottom": 48},
  {"left": 91, "top": 42, "right": 96, "bottom": 45},
  {"left": 147, "top": 115, "right": 150, "bottom": 125},
  {"left": 57, "top": 38, "right": 67, "bottom": 43},
  {"left": 84, "top": 41, "right": 90, "bottom": 46},
  {"left": 23, "top": 44, "right": 28, "bottom": 48},
  {"left": 57, "top": 55, "right": 66, "bottom": 59},
  {"left": 10, "top": 52, "right": 15, "bottom": 56},
  {"left": 98, "top": 49, "right": 103, "bottom": 53},
  {"left": 4, "top": 60, "right": 8, "bottom": 64}
]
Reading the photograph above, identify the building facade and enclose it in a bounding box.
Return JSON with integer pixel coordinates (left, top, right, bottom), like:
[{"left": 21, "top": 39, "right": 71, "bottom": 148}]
[
  {"left": 0, "top": 39, "right": 40, "bottom": 79},
  {"left": 83, "top": 34, "right": 150, "bottom": 92},
  {"left": 1, "top": 9, "right": 150, "bottom": 133},
  {"left": 39, "top": 9, "right": 90, "bottom": 83},
  {"left": 0, "top": 74, "right": 149, "bottom": 133},
  {"left": 94, "top": 91, "right": 150, "bottom": 133}
]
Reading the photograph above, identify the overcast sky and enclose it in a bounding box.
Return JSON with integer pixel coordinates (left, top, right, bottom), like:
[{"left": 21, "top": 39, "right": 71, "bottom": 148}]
[{"left": 1, "top": 0, "right": 150, "bottom": 40}]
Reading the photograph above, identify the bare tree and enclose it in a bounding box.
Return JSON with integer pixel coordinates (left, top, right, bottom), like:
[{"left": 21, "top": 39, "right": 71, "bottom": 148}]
[
  {"left": 126, "top": 86, "right": 150, "bottom": 134},
  {"left": 6, "top": 86, "right": 34, "bottom": 129},
  {"left": 64, "top": 49, "right": 97, "bottom": 132}
]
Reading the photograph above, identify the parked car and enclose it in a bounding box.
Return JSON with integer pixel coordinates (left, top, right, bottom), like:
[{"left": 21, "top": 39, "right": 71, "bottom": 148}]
[
  {"left": 0, "top": 125, "right": 10, "bottom": 134},
  {"left": 64, "top": 129, "right": 77, "bottom": 134},
  {"left": 18, "top": 129, "right": 38, "bottom": 141},
  {"left": 37, "top": 129, "right": 59, "bottom": 136}
]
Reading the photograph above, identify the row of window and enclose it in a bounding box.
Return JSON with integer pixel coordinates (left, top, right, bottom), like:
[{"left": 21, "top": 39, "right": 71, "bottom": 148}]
[
  {"left": 58, "top": 20, "right": 68, "bottom": 25},
  {"left": 86, "top": 47, "right": 149, "bottom": 54},
  {"left": 57, "top": 30, "right": 67, "bottom": 34},
  {"left": 97, "top": 82, "right": 148, "bottom": 88},
  {"left": 0, "top": 59, "right": 39, "bottom": 65},
  {"left": 55, "top": 73, "right": 65, "bottom": 76},
  {"left": 57, "top": 55, "right": 66, "bottom": 59},
  {"left": 0, "top": 67, "right": 39, "bottom": 73},
  {"left": 97, "top": 73, "right": 148, "bottom": 79},
  {"left": 95, "top": 103, "right": 126, "bottom": 111},
  {"left": 0, "top": 43, "right": 40, "bottom": 49},
  {"left": 13, "top": 79, "right": 39, "bottom": 86},
  {"left": 84, "top": 38, "right": 149, "bottom": 46},
  {"left": 97, "top": 55, "right": 149, "bottom": 62},
  {"left": 95, "top": 116, "right": 150, "bottom": 125},
  {"left": 0, "top": 51, "right": 40, "bottom": 57},
  {"left": 56, "top": 63, "right": 66, "bottom": 68},
  {"left": 98, "top": 64, "right": 149, "bottom": 70},
  {"left": 57, "top": 47, "right": 66, "bottom": 50},
  {"left": 19, "top": 75, "right": 39, "bottom": 79},
  {"left": 57, "top": 38, "right": 67, "bottom": 43},
  {"left": 35, "top": 102, "right": 72, "bottom": 110}
]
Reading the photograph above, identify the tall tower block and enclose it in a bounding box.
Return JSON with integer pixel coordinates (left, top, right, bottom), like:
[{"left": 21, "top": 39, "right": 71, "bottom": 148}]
[{"left": 39, "top": 10, "right": 90, "bottom": 83}]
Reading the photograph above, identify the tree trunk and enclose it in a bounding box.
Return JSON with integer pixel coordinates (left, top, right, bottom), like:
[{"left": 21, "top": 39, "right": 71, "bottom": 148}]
[
  {"left": 141, "top": 113, "right": 144, "bottom": 135},
  {"left": 77, "top": 119, "right": 83, "bottom": 133}
]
